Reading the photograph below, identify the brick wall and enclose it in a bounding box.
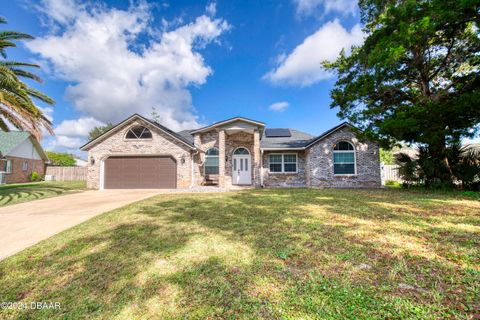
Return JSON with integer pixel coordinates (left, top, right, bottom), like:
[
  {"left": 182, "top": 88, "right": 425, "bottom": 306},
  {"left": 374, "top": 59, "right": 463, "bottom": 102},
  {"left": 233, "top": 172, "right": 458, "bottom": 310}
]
[
  {"left": 85, "top": 119, "right": 193, "bottom": 189},
  {"left": 261, "top": 151, "right": 307, "bottom": 187},
  {"left": 5, "top": 156, "right": 45, "bottom": 184},
  {"left": 305, "top": 126, "right": 381, "bottom": 188},
  {"left": 193, "top": 130, "right": 261, "bottom": 188},
  {"left": 193, "top": 130, "right": 218, "bottom": 186}
]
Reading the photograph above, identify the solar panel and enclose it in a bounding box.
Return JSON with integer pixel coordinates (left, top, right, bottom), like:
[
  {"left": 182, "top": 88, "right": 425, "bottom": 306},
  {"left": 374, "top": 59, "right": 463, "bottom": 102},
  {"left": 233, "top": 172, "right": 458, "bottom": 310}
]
[{"left": 265, "top": 128, "right": 291, "bottom": 137}]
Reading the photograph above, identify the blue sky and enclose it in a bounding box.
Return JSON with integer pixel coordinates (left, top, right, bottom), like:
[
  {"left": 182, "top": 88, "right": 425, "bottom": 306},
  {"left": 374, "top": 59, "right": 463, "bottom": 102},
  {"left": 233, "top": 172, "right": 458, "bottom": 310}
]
[{"left": 3, "top": 0, "right": 365, "bottom": 154}]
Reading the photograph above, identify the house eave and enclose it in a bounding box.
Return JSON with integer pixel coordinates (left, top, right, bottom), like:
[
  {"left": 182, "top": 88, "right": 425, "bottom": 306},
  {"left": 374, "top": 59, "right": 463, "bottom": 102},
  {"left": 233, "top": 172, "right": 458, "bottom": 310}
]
[
  {"left": 190, "top": 117, "right": 266, "bottom": 134},
  {"left": 304, "top": 122, "right": 358, "bottom": 149},
  {"left": 80, "top": 114, "right": 197, "bottom": 151},
  {"left": 260, "top": 147, "right": 306, "bottom": 151}
]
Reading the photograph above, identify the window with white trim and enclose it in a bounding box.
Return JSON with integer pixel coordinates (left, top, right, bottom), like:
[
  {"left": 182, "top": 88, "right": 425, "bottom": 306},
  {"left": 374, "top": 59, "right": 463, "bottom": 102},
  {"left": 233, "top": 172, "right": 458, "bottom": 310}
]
[
  {"left": 2, "top": 159, "right": 12, "bottom": 173},
  {"left": 204, "top": 147, "right": 219, "bottom": 174},
  {"left": 268, "top": 153, "right": 297, "bottom": 173},
  {"left": 333, "top": 141, "right": 355, "bottom": 175},
  {"left": 125, "top": 126, "right": 152, "bottom": 139}
]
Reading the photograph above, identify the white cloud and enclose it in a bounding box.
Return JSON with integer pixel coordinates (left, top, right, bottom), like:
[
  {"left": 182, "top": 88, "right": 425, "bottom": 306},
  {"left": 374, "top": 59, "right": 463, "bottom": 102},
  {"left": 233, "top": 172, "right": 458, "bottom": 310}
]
[
  {"left": 293, "top": 0, "right": 357, "bottom": 17},
  {"left": 264, "top": 19, "right": 363, "bottom": 86},
  {"left": 269, "top": 101, "right": 289, "bottom": 112},
  {"left": 27, "top": 0, "right": 230, "bottom": 140},
  {"left": 206, "top": 2, "right": 217, "bottom": 16},
  {"left": 54, "top": 117, "right": 104, "bottom": 137},
  {"left": 48, "top": 135, "right": 84, "bottom": 149}
]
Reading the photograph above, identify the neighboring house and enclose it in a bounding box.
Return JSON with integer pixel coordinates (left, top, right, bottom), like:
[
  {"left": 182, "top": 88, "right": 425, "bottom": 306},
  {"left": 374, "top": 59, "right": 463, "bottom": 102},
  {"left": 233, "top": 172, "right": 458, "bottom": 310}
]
[
  {"left": 74, "top": 157, "right": 88, "bottom": 167},
  {"left": 80, "top": 114, "right": 381, "bottom": 189},
  {"left": 0, "top": 131, "right": 48, "bottom": 184}
]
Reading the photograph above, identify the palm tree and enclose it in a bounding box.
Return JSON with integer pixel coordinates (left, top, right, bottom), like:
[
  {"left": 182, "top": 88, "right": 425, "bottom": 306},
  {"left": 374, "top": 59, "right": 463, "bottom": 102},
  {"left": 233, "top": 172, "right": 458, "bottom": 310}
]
[{"left": 0, "top": 16, "right": 54, "bottom": 140}]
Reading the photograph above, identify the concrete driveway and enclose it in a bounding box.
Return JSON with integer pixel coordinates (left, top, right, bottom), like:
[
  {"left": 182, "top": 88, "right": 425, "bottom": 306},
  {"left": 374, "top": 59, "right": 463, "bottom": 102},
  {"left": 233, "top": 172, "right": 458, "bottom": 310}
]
[{"left": 0, "top": 190, "right": 161, "bottom": 260}]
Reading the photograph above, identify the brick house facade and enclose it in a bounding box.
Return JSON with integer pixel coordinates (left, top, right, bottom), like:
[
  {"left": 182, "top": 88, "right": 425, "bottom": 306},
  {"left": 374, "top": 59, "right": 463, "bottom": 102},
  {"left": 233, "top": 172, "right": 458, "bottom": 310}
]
[
  {"left": 0, "top": 131, "right": 48, "bottom": 184},
  {"left": 81, "top": 114, "right": 381, "bottom": 189}
]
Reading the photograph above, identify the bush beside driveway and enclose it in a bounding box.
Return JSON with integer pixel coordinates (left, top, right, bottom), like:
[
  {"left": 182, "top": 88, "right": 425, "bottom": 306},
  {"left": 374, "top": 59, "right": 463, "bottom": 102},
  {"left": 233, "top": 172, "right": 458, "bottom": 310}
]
[{"left": 0, "top": 188, "right": 479, "bottom": 319}]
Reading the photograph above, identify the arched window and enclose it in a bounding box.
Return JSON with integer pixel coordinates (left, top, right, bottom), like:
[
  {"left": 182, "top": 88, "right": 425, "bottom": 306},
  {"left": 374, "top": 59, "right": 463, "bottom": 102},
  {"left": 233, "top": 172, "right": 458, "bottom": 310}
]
[
  {"left": 205, "top": 147, "right": 219, "bottom": 174},
  {"left": 125, "top": 126, "right": 152, "bottom": 139},
  {"left": 233, "top": 147, "right": 250, "bottom": 155},
  {"left": 333, "top": 141, "right": 355, "bottom": 175}
]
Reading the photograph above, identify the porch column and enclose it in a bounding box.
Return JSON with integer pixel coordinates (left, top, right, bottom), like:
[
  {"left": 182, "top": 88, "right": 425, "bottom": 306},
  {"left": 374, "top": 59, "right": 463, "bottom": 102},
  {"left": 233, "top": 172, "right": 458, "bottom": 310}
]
[
  {"left": 219, "top": 129, "right": 226, "bottom": 188},
  {"left": 253, "top": 129, "right": 261, "bottom": 187}
]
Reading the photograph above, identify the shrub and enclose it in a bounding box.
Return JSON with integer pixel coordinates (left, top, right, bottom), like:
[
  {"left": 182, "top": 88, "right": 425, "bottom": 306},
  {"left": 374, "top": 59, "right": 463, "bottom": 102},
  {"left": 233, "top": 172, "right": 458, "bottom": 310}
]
[
  {"left": 396, "top": 145, "right": 480, "bottom": 191},
  {"left": 29, "top": 171, "right": 42, "bottom": 182},
  {"left": 384, "top": 180, "right": 400, "bottom": 187}
]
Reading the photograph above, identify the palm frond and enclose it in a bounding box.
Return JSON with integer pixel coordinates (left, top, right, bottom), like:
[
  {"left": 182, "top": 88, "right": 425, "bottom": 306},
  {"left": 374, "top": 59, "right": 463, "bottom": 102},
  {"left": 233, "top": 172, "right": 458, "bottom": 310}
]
[
  {"left": 9, "top": 68, "right": 43, "bottom": 82},
  {"left": 26, "top": 87, "right": 54, "bottom": 105},
  {"left": 0, "top": 61, "right": 40, "bottom": 68},
  {"left": 0, "top": 31, "right": 34, "bottom": 41}
]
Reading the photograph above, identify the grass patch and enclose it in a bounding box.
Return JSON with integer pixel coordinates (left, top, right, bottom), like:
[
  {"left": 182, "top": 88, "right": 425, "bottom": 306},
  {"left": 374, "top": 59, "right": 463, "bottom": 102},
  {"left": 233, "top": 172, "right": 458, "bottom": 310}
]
[
  {"left": 0, "top": 181, "right": 86, "bottom": 207},
  {"left": 0, "top": 188, "right": 479, "bottom": 319}
]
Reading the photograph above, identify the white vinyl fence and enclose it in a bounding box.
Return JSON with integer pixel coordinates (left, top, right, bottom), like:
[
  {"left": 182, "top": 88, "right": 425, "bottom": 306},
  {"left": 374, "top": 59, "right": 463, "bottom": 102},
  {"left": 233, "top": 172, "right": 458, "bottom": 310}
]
[
  {"left": 381, "top": 164, "right": 402, "bottom": 183},
  {"left": 45, "top": 166, "right": 87, "bottom": 181}
]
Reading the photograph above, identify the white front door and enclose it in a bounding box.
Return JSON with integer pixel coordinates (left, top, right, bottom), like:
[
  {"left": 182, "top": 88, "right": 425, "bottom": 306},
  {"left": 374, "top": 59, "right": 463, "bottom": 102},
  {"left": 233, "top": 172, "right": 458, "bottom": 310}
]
[{"left": 232, "top": 154, "right": 251, "bottom": 185}]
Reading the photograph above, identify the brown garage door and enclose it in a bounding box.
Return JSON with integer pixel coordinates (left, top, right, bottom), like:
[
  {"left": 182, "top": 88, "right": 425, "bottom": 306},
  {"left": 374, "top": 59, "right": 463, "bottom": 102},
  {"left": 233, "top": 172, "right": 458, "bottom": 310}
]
[{"left": 104, "top": 156, "right": 176, "bottom": 189}]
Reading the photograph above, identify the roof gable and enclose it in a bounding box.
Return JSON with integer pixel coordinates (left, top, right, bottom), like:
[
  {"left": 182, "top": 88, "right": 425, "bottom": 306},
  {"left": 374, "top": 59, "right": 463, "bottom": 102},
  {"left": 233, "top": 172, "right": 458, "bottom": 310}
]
[
  {"left": 190, "top": 117, "right": 265, "bottom": 134},
  {"left": 80, "top": 114, "right": 197, "bottom": 151},
  {"left": 304, "top": 122, "right": 357, "bottom": 148},
  {"left": 0, "top": 131, "right": 30, "bottom": 156},
  {"left": 0, "top": 131, "right": 48, "bottom": 161}
]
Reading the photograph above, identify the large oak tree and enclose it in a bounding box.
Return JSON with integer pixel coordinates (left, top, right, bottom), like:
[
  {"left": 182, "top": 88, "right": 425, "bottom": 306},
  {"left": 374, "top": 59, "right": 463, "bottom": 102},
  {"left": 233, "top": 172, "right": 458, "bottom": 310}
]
[{"left": 326, "top": 0, "right": 480, "bottom": 183}]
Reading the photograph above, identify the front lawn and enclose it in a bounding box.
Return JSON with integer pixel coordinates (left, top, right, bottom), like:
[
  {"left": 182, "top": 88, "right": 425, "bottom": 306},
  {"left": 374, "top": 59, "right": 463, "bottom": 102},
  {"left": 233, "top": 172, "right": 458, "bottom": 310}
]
[
  {"left": 0, "top": 189, "right": 478, "bottom": 319},
  {"left": 0, "top": 181, "right": 86, "bottom": 207}
]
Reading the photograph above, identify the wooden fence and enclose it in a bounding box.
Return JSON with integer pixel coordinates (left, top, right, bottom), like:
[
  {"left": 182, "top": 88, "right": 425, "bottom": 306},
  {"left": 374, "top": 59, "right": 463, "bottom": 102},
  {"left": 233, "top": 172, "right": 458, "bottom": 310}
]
[
  {"left": 381, "top": 164, "right": 402, "bottom": 183},
  {"left": 45, "top": 166, "right": 87, "bottom": 181}
]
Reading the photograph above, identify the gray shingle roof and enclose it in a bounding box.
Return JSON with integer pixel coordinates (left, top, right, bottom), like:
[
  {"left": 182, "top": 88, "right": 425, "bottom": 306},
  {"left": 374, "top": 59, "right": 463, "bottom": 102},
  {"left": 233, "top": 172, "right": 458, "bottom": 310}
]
[
  {"left": 0, "top": 131, "right": 30, "bottom": 156},
  {"left": 260, "top": 129, "right": 314, "bottom": 149},
  {"left": 176, "top": 130, "right": 195, "bottom": 145},
  {"left": 176, "top": 128, "right": 315, "bottom": 150}
]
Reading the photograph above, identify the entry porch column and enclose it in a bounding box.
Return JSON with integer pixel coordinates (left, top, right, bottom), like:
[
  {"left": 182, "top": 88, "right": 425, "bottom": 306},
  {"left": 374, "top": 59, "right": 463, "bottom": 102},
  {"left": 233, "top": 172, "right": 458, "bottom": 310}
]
[{"left": 218, "top": 129, "right": 226, "bottom": 188}]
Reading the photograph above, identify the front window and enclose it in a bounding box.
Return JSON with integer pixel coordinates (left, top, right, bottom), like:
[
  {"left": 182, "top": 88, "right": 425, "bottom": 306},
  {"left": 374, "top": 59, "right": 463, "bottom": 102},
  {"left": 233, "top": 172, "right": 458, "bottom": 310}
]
[
  {"left": 22, "top": 161, "right": 28, "bottom": 172},
  {"left": 1, "top": 159, "right": 12, "bottom": 173},
  {"left": 333, "top": 141, "right": 355, "bottom": 175},
  {"left": 269, "top": 154, "right": 297, "bottom": 173},
  {"left": 205, "top": 148, "right": 219, "bottom": 174},
  {"left": 125, "top": 126, "right": 152, "bottom": 139}
]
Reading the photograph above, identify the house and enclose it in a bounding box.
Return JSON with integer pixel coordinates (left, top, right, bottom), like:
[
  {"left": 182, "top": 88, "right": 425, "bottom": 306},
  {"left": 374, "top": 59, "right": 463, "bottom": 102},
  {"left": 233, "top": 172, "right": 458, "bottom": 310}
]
[
  {"left": 80, "top": 114, "right": 381, "bottom": 189},
  {"left": 0, "top": 131, "right": 49, "bottom": 184}
]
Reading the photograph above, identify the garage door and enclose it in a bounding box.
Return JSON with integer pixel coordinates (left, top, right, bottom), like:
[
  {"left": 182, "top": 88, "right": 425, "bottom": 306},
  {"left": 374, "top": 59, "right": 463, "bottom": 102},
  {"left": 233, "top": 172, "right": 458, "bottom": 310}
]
[{"left": 104, "top": 156, "right": 176, "bottom": 189}]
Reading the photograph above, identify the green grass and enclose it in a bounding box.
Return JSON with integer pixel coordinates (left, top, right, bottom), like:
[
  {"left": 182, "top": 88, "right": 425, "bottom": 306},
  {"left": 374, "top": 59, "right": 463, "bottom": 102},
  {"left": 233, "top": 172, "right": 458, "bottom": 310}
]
[
  {"left": 0, "top": 189, "right": 479, "bottom": 319},
  {"left": 0, "top": 181, "right": 87, "bottom": 207}
]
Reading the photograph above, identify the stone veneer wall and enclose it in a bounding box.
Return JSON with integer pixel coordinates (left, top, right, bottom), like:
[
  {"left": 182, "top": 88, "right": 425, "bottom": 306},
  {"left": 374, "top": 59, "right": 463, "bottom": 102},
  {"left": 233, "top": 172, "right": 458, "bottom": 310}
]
[
  {"left": 261, "top": 151, "right": 307, "bottom": 187},
  {"left": 305, "top": 126, "right": 381, "bottom": 188},
  {"left": 86, "top": 119, "right": 192, "bottom": 189},
  {"left": 224, "top": 131, "right": 257, "bottom": 188},
  {"left": 193, "top": 131, "right": 218, "bottom": 186},
  {"left": 193, "top": 130, "right": 260, "bottom": 188}
]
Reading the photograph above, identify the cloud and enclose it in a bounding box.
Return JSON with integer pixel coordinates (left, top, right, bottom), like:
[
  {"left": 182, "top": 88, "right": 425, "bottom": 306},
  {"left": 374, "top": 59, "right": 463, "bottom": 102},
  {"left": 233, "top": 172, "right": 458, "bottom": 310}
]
[
  {"left": 43, "top": 117, "right": 103, "bottom": 151},
  {"left": 206, "top": 2, "right": 217, "bottom": 16},
  {"left": 264, "top": 19, "right": 363, "bottom": 86},
  {"left": 27, "top": 0, "right": 230, "bottom": 139},
  {"left": 47, "top": 135, "right": 84, "bottom": 149},
  {"left": 293, "top": 0, "right": 358, "bottom": 17},
  {"left": 54, "top": 117, "right": 104, "bottom": 137},
  {"left": 269, "top": 101, "right": 289, "bottom": 112}
]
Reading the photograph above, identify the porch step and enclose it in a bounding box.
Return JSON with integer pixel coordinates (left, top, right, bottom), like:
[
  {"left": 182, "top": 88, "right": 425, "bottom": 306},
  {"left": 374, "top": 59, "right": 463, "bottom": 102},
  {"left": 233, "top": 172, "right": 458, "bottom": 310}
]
[{"left": 204, "top": 174, "right": 219, "bottom": 186}]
